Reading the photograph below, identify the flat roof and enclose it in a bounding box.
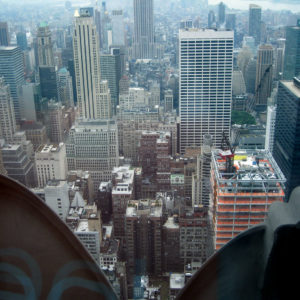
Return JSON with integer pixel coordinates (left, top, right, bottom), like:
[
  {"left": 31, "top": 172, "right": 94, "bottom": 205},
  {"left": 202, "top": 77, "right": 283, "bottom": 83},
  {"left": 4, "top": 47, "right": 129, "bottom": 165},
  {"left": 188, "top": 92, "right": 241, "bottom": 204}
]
[
  {"left": 170, "top": 273, "right": 185, "bottom": 290},
  {"left": 179, "top": 28, "right": 234, "bottom": 40},
  {"left": 281, "top": 80, "right": 300, "bottom": 98}
]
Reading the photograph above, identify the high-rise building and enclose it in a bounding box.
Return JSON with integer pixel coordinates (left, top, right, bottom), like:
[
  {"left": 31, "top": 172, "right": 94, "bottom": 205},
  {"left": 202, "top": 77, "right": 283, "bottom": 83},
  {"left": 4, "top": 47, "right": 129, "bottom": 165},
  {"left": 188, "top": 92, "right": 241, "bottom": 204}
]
[
  {"left": 211, "top": 149, "right": 285, "bottom": 250},
  {"left": 225, "top": 13, "right": 236, "bottom": 31},
  {"left": 275, "top": 46, "right": 285, "bottom": 80},
  {"left": 283, "top": 20, "right": 300, "bottom": 80},
  {"left": 273, "top": 77, "right": 300, "bottom": 199},
  {"left": 66, "top": 119, "right": 119, "bottom": 194},
  {"left": 0, "top": 77, "right": 16, "bottom": 143},
  {"left": 218, "top": 2, "right": 225, "bottom": 25},
  {"left": 100, "top": 49, "right": 121, "bottom": 112},
  {"left": 133, "top": 0, "right": 155, "bottom": 59},
  {"left": 16, "top": 32, "right": 27, "bottom": 50},
  {"left": 46, "top": 100, "right": 64, "bottom": 143},
  {"left": 111, "top": 10, "right": 125, "bottom": 46},
  {"left": 164, "top": 89, "right": 173, "bottom": 113},
  {"left": 1, "top": 144, "right": 35, "bottom": 187},
  {"left": 249, "top": 4, "right": 261, "bottom": 45},
  {"left": 208, "top": 10, "right": 215, "bottom": 28},
  {"left": 0, "top": 46, "right": 24, "bottom": 122},
  {"left": 255, "top": 44, "right": 273, "bottom": 106},
  {"left": 20, "top": 83, "right": 39, "bottom": 122},
  {"left": 38, "top": 66, "right": 58, "bottom": 100},
  {"left": 265, "top": 105, "right": 276, "bottom": 153},
  {"left": 179, "top": 29, "right": 233, "bottom": 154},
  {"left": 57, "top": 68, "right": 74, "bottom": 108},
  {"left": 35, "top": 143, "right": 68, "bottom": 187},
  {"left": 37, "top": 23, "right": 55, "bottom": 67},
  {"left": 73, "top": 7, "right": 111, "bottom": 119},
  {"left": 0, "top": 22, "right": 9, "bottom": 46},
  {"left": 20, "top": 121, "right": 47, "bottom": 151}
]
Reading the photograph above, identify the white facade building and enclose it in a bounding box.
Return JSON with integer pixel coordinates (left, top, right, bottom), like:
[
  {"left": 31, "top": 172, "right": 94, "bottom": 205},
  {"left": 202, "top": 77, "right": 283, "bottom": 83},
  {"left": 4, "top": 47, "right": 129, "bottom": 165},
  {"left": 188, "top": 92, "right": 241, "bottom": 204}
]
[
  {"left": 73, "top": 8, "right": 111, "bottom": 119},
  {"left": 265, "top": 105, "right": 277, "bottom": 153},
  {"left": 111, "top": 10, "right": 125, "bottom": 46},
  {"left": 57, "top": 68, "right": 74, "bottom": 108},
  {"left": 179, "top": 29, "right": 233, "bottom": 154},
  {"left": 119, "top": 87, "right": 150, "bottom": 110},
  {"left": 35, "top": 143, "right": 68, "bottom": 187},
  {"left": 66, "top": 119, "right": 119, "bottom": 194},
  {"left": 44, "top": 180, "right": 70, "bottom": 221}
]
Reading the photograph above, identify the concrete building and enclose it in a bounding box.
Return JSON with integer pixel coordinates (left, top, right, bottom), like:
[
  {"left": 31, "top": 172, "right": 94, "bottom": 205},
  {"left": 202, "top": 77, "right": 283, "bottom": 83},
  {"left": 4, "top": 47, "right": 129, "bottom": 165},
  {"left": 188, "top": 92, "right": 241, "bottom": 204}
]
[
  {"left": 133, "top": 0, "right": 155, "bottom": 59},
  {"left": 164, "top": 89, "right": 173, "bottom": 113},
  {"left": 111, "top": 166, "right": 135, "bottom": 240},
  {"left": 20, "top": 121, "right": 47, "bottom": 151},
  {"left": 179, "top": 206, "right": 213, "bottom": 267},
  {"left": 74, "top": 204, "right": 102, "bottom": 265},
  {"left": 211, "top": 149, "right": 285, "bottom": 250},
  {"left": 0, "top": 77, "right": 16, "bottom": 143},
  {"left": 57, "top": 68, "right": 74, "bottom": 108},
  {"left": 46, "top": 100, "right": 64, "bottom": 143},
  {"left": 169, "top": 274, "right": 185, "bottom": 300},
  {"left": 218, "top": 2, "right": 225, "bottom": 25},
  {"left": 163, "top": 217, "right": 182, "bottom": 273},
  {"left": 232, "top": 70, "right": 246, "bottom": 96},
  {"left": 273, "top": 78, "right": 300, "bottom": 199},
  {"left": 100, "top": 50, "right": 121, "bottom": 112},
  {"left": 208, "top": 10, "right": 215, "bottom": 28},
  {"left": 35, "top": 143, "right": 67, "bottom": 187},
  {"left": 265, "top": 105, "right": 276, "bottom": 153},
  {"left": 192, "top": 134, "right": 213, "bottom": 207},
  {"left": 66, "top": 119, "right": 119, "bottom": 194},
  {"left": 125, "top": 199, "right": 163, "bottom": 280},
  {"left": 39, "top": 66, "right": 58, "bottom": 100},
  {"left": 249, "top": 4, "right": 261, "bottom": 45},
  {"left": 255, "top": 45, "right": 274, "bottom": 107},
  {"left": 16, "top": 32, "right": 27, "bottom": 51},
  {"left": 119, "top": 87, "right": 150, "bottom": 110},
  {"left": 73, "top": 7, "right": 111, "bottom": 119},
  {"left": 0, "top": 22, "right": 9, "bottom": 46},
  {"left": 37, "top": 23, "right": 54, "bottom": 67},
  {"left": 1, "top": 143, "right": 35, "bottom": 187},
  {"left": 283, "top": 20, "right": 300, "bottom": 80},
  {"left": 44, "top": 180, "right": 70, "bottom": 220},
  {"left": 179, "top": 29, "right": 233, "bottom": 153},
  {"left": 111, "top": 10, "right": 125, "bottom": 46},
  {"left": 0, "top": 46, "right": 24, "bottom": 122}
]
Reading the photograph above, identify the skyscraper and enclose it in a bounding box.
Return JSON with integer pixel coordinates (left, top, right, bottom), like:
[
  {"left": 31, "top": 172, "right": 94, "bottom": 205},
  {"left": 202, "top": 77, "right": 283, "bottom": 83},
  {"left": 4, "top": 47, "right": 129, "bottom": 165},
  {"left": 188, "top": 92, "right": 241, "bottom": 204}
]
[
  {"left": 208, "top": 10, "right": 215, "bottom": 28},
  {"left": 37, "top": 23, "right": 55, "bottom": 67},
  {"left": 133, "top": 0, "right": 155, "bottom": 59},
  {"left": 57, "top": 68, "right": 74, "bottom": 107},
  {"left": 73, "top": 8, "right": 111, "bottom": 119},
  {"left": 0, "top": 46, "right": 24, "bottom": 122},
  {"left": 218, "top": 2, "right": 225, "bottom": 25},
  {"left": 0, "top": 77, "right": 16, "bottom": 143},
  {"left": 39, "top": 66, "right": 58, "bottom": 100},
  {"left": 273, "top": 77, "right": 300, "bottom": 200},
  {"left": 111, "top": 10, "right": 125, "bottom": 46},
  {"left": 0, "top": 22, "right": 9, "bottom": 46},
  {"left": 179, "top": 29, "right": 233, "bottom": 154},
  {"left": 16, "top": 32, "right": 28, "bottom": 51},
  {"left": 249, "top": 4, "right": 261, "bottom": 45},
  {"left": 283, "top": 20, "right": 300, "bottom": 80},
  {"left": 255, "top": 44, "right": 273, "bottom": 106}
]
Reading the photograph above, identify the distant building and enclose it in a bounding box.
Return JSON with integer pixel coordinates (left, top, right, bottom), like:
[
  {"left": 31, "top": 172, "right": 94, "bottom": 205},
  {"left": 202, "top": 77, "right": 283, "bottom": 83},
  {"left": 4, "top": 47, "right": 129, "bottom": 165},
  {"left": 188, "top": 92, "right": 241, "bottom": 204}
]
[
  {"left": 46, "top": 100, "right": 64, "bottom": 143},
  {"left": 37, "top": 23, "right": 55, "bottom": 67},
  {"left": 218, "top": 2, "right": 225, "bottom": 25},
  {"left": 249, "top": 4, "right": 261, "bottom": 45},
  {"left": 133, "top": 0, "right": 155, "bottom": 59},
  {"left": 255, "top": 45, "right": 274, "bottom": 107},
  {"left": 57, "top": 68, "right": 74, "bottom": 108},
  {"left": 16, "top": 32, "right": 27, "bottom": 50},
  {"left": 111, "top": 10, "right": 125, "bottom": 46},
  {"left": 35, "top": 143, "right": 68, "bottom": 187},
  {"left": 208, "top": 10, "right": 215, "bottom": 28},
  {"left": 0, "top": 22, "right": 9, "bottom": 46},
  {"left": 39, "top": 66, "right": 58, "bottom": 100}
]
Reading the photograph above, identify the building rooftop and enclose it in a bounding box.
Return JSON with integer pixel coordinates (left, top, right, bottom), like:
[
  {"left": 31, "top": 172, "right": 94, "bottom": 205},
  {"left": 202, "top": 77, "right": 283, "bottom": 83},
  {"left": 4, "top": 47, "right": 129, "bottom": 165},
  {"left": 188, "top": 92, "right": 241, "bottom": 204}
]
[
  {"left": 163, "top": 217, "right": 179, "bottom": 229},
  {"left": 126, "top": 199, "right": 162, "bottom": 218},
  {"left": 112, "top": 165, "right": 134, "bottom": 195},
  {"left": 281, "top": 80, "right": 300, "bottom": 98},
  {"left": 76, "top": 220, "right": 89, "bottom": 232},
  {"left": 170, "top": 273, "right": 185, "bottom": 290},
  {"left": 37, "top": 143, "right": 64, "bottom": 154},
  {"left": 179, "top": 28, "right": 234, "bottom": 39}
]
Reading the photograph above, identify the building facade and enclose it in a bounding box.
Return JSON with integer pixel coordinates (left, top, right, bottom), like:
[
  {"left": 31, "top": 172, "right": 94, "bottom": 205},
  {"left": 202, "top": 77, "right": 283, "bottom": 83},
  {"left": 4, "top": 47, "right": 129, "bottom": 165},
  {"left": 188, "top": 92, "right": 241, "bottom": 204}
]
[
  {"left": 249, "top": 4, "right": 261, "bottom": 45},
  {"left": 179, "top": 29, "right": 233, "bottom": 153}
]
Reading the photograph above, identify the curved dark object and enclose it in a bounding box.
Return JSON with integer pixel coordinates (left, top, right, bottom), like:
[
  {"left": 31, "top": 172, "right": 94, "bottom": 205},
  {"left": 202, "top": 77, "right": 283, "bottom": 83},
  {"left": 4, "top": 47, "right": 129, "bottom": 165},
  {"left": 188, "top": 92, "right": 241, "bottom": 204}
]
[
  {"left": 177, "top": 187, "right": 300, "bottom": 300},
  {"left": 0, "top": 175, "right": 117, "bottom": 300}
]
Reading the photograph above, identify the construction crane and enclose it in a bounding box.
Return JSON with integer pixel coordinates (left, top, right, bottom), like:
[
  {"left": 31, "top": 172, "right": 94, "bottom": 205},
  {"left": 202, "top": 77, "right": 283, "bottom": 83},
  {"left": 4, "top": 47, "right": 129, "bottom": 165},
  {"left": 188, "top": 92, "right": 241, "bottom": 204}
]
[{"left": 220, "top": 132, "right": 236, "bottom": 174}]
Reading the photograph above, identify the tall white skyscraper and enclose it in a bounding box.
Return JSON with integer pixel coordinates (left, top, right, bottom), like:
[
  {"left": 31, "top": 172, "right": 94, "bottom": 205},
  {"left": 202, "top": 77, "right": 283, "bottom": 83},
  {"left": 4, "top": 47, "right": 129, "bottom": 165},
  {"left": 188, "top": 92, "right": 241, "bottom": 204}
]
[
  {"left": 73, "top": 8, "right": 111, "bottom": 119},
  {"left": 133, "top": 0, "right": 155, "bottom": 59},
  {"left": 111, "top": 10, "right": 125, "bottom": 46},
  {"left": 179, "top": 29, "right": 233, "bottom": 154}
]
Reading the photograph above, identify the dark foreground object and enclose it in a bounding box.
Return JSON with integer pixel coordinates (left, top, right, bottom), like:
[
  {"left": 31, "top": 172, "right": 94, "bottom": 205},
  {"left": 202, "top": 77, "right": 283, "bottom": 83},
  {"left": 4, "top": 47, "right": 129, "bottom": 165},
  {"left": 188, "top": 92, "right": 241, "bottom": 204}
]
[
  {"left": 0, "top": 175, "right": 117, "bottom": 299},
  {"left": 177, "top": 187, "right": 300, "bottom": 300}
]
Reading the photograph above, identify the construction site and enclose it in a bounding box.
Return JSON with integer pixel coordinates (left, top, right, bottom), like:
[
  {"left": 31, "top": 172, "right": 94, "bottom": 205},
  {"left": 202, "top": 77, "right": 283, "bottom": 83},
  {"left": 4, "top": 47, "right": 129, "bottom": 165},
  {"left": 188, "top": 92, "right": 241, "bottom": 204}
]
[{"left": 211, "top": 149, "right": 286, "bottom": 250}]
